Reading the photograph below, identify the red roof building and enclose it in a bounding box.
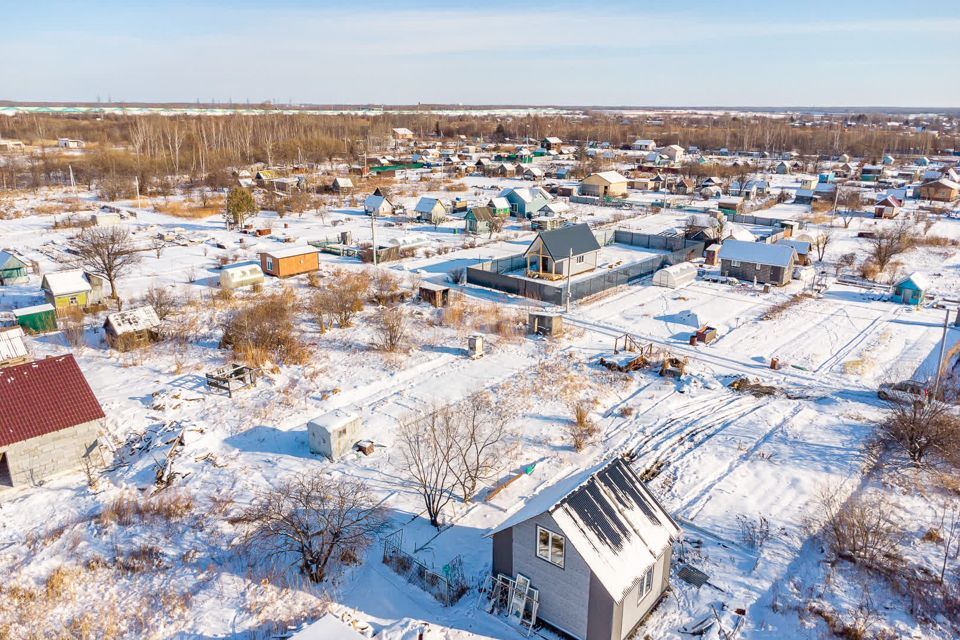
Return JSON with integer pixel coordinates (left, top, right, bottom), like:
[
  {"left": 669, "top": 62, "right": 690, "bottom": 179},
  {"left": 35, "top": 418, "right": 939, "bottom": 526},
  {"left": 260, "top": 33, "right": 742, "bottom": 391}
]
[{"left": 0, "top": 355, "right": 105, "bottom": 488}]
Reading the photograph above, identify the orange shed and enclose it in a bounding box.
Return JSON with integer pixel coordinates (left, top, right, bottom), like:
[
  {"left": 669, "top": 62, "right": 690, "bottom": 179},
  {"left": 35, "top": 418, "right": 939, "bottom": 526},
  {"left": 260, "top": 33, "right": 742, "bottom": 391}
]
[{"left": 258, "top": 246, "right": 320, "bottom": 278}]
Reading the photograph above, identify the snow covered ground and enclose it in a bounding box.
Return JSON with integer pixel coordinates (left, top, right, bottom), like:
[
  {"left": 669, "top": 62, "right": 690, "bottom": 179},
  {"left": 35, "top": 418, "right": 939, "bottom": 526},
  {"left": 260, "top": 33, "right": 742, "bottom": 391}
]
[{"left": 1, "top": 172, "right": 959, "bottom": 639}]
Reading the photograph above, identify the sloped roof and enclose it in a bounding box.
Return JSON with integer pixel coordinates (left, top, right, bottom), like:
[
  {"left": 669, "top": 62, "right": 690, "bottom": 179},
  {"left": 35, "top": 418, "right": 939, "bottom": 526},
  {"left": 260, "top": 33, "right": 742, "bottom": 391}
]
[
  {"left": 469, "top": 206, "right": 495, "bottom": 222},
  {"left": 290, "top": 613, "right": 368, "bottom": 640},
  {"left": 259, "top": 245, "right": 320, "bottom": 260},
  {"left": 897, "top": 272, "right": 930, "bottom": 290},
  {"left": 489, "top": 196, "right": 510, "bottom": 210},
  {"left": 0, "top": 250, "right": 26, "bottom": 269},
  {"left": 719, "top": 239, "right": 796, "bottom": 267},
  {"left": 414, "top": 197, "right": 446, "bottom": 214},
  {"left": 104, "top": 305, "right": 161, "bottom": 335},
  {"left": 527, "top": 223, "right": 601, "bottom": 259},
  {"left": 585, "top": 171, "right": 628, "bottom": 185},
  {"left": 42, "top": 269, "right": 91, "bottom": 296},
  {"left": 489, "top": 457, "right": 680, "bottom": 601},
  {"left": 776, "top": 239, "right": 811, "bottom": 256},
  {"left": 331, "top": 177, "right": 354, "bottom": 188},
  {"left": 0, "top": 354, "right": 105, "bottom": 448},
  {"left": 0, "top": 326, "right": 27, "bottom": 363}
]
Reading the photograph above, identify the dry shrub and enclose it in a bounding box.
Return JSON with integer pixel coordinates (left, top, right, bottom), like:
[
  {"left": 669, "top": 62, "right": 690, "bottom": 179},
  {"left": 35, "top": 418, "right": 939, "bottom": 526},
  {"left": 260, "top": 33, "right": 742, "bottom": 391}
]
[
  {"left": 816, "top": 486, "right": 900, "bottom": 567},
  {"left": 213, "top": 286, "right": 235, "bottom": 304},
  {"left": 439, "top": 296, "right": 468, "bottom": 328},
  {"left": 221, "top": 290, "right": 310, "bottom": 366},
  {"left": 762, "top": 292, "right": 811, "bottom": 321},
  {"left": 373, "top": 306, "right": 408, "bottom": 352},
  {"left": 444, "top": 181, "right": 468, "bottom": 192},
  {"left": 312, "top": 269, "right": 370, "bottom": 330},
  {"left": 142, "top": 284, "right": 177, "bottom": 320},
  {"left": 45, "top": 565, "right": 78, "bottom": 599},
  {"left": 859, "top": 260, "right": 880, "bottom": 281},
  {"left": 153, "top": 196, "right": 224, "bottom": 218},
  {"left": 98, "top": 490, "right": 195, "bottom": 526},
  {"left": 568, "top": 402, "right": 598, "bottom": 452},
  {"left": 116, "top": 544, "right": 165, "bottom": 574},
  {"left": 61, "top": 307, "right": 86, "bottom": 348},
  {"left": 371, "top": 270, "right": 409, "bottom": 306}
]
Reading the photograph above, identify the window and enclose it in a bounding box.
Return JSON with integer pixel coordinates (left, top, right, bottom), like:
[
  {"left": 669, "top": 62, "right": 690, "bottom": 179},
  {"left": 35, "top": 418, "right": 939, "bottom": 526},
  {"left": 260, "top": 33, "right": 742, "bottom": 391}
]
[
  {"left": 576, "top": 255, "right": 585, "bottom": 264},
  {"left": 266, "top": 258, "right": 274, "bottom": 271},
  {"left": 536, "top": 526, "right": 565, "bottom": 568},
  {"left": 638, "top": 566, "right": 654, "bottom": 602},
  {"left": 730, "top": 260, "right": 741, "bottom": 268}
]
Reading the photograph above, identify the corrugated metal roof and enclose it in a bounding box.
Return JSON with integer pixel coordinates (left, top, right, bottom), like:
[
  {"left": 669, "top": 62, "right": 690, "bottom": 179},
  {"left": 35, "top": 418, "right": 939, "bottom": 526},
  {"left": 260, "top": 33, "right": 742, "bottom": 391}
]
[
  {"left": 0, "top": 354, "right": 105, "bottom": 447},
  {"left": 719, "top": 240, "right": 796, "bottom": 267},
  {"left": 528, "top": 223, "right": 601, "bottom": 260},
  {"left": 42, "top": 269, "right": 91, "bottom": 296},
  {"left": 0, "top": 326, "right": 28, "bottom": 363},
  {"left": 259, "top": 245, "right": 320, "bottom": 260}
]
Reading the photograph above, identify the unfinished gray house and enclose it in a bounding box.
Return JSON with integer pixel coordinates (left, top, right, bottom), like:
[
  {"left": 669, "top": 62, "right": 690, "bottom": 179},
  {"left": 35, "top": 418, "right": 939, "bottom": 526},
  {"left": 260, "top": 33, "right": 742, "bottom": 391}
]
[
  {"left": 524, "top": 223, "right": 601, "bottom": 281},
  {"left": 487, "top": 457, "right": 681, "bottom": 640},
  {"left": 718, "top": 239, "right": 797, "bottom": 286},
  {"left": 0, "top": 354, "right": 105, "bottom": 489}
]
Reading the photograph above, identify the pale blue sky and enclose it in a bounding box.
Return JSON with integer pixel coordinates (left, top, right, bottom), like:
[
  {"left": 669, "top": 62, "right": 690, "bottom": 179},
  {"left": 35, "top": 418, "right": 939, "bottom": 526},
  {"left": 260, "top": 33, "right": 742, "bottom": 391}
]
[{"left": 2, "top": 1, "right": 958, "bottom": 106}]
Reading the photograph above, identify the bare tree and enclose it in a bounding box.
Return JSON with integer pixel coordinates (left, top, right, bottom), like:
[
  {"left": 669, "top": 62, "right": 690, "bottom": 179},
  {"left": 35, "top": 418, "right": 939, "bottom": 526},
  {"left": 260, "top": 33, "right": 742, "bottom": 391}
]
[
  {"left": 936, "top": 503, "right": 960, "bottom": 584},
  {"left": 448, "top": 392, "right": 511, "bottom": 502},
  {"left": 835, "top": 186, "right": 862, "bottom": 228},
  {"left": 397, "top": 409, "right": 460, "bottom": 528},
  {"left": 866, "top": 219, "right": 913, "bottom": 277},
  {"left": 150, "top": 235, "right": 165, "bottom": 259},
  {"left": 312, "top": 269, "right": 369, "bottom": 329},
  {"left": 880, "top": 396, "right": 958, "bottom": 465},
  {"left": 487, "top": 216, "right": 505, "bottom": 239},
  {"left": 812, "top": 227, "right": 833, "bottom": 262},
  {"left": 816, "top": 484, "right": 900, "bottom": 566},
  {"left": 142, "top": 285, "right": 177, "bottom": 320},
  {"left": 236, "top": 474, "right": 384, "bottom": 583},
  {"left": 835, "top": 252, "right": 856, "bottom": 277},
  {"left": 373, "top": 306, "right": 408, "bottom": 352},
  {"left": 70, "top": 225, "right": 142, "bottom": 305}
]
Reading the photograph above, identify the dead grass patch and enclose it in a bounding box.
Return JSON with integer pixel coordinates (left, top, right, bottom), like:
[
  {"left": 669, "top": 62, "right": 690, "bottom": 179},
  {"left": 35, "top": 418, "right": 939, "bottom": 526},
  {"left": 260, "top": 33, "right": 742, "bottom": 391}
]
[
  {"left": 153, "top": 196, "right": 224, "bottom": 219},
  {"left": 98, "top": 490, "right": 195, "bottom": 527}
]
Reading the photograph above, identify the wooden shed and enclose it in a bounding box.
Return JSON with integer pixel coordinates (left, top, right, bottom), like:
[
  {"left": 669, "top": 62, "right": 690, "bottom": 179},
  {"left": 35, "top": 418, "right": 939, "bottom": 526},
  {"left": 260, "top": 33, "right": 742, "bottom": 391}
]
[
  {"left": 259, "top": 246, "right": 320, "bottom": 278},
  {"left": 0, "top": 326, "right": 29, "bottom": 367},
  {"left": 103, "top": 306, "right": 161, "bottom": 350},
  {"left": 12, "top": 303, "right": 57, "bottom": 333},
  {"left": 893, "top": 273, "right": 928, "bottom": 306},
  {"left": 419, "top": 281, "right": 451, "bottom": 307},
  {"left": 0, "top": 251, "right": 29, "bottom": 285},
  {"left": 528, "top": 311, "right": 563, "bottom": 336}
]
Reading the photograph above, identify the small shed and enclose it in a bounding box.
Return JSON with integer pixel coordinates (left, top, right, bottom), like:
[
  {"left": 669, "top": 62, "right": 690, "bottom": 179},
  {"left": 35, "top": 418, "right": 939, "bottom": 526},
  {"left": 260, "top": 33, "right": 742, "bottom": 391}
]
[
  {"left": 0, "top": 251, "right": 29, "bottom": 285},
  {"left": 13, "top": 303, "right": 57, "bottom": 333},
  {"left": 41, "top": 269, "right": 94, "bottom": 312},
  {"left": 893, "top": 273, "right": 928, "bottom": 306},
  {"left": 259, "top": 246, "right": 320, "bottom": 278},
  {"left": 103, "top": 306, "right": 161, "bottom": 349},
  {"left": 652, "top": 262, "right": 698, "bottom": 289},
  {"left": 414, "top": 197, "right": 449, "bottom": 224},
  {"left": 363, "top": 194, "right": 395, "bottom": 216},
  {"left": 220, "top": 262, "right": 265, "bottom": 289},
  {"left": 308, "top": 410, "right": 361, "bottom": 461},
  {"left": 419, "top": 281, "right": 451, "bottom": 307},
  {"left": 330, "top": 177, "right": 354, "bottom": 193},
  {"left": 704, "top": 243, "right": 721, "bottom": 266},
  {"left": 776, "top": 239, "right": 812, "bottom": 266},
  {"left": 528, "top": 311, "right": 563, "bottom": 336},
  {"left": 0, "top": 326, "right": 29, "bottom": 367},
  {"left": 465, "top": 206, "right": 495, "bottom": 234}
]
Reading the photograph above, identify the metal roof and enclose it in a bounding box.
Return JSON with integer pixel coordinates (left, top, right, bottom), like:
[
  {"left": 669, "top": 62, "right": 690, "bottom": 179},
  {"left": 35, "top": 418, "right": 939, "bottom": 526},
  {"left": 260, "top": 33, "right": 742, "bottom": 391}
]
[
  {"left": 0, "top": 354, "right": 105, "bottom": 448},
  {"left": 42, "top": 269, "right": 91, "bottom": 296},
  {"left": 259, "top": 245, "right": 320, "bottom": 260},
  {"left": 527, "top": 223, "right": 601, "bottom": 260},
  {"left": 719, "top": 240, "right": 796, "bottom": 267}
]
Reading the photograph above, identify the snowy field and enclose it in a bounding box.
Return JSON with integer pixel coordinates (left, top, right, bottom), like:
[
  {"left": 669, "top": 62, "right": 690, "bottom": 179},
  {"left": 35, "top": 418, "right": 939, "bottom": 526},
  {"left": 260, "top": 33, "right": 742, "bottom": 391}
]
[{"left": 1, "top": 170, "right": 959, "bottom": 640}]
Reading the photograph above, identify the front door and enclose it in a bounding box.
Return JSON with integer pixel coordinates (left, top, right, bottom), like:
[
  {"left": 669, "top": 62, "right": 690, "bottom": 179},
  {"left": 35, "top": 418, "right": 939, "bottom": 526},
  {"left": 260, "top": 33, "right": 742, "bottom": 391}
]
[
  {"left": 541, "top": 257, "right": 549, "bottom": 273},
  {"left": 0, "top": 453, "right": 12, "bottom": 487}
]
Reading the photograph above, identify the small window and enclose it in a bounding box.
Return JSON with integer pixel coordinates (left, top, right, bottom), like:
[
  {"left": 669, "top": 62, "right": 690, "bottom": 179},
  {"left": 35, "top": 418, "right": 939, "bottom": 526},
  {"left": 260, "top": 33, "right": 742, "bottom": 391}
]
[
  {"left": 730, "top": 260, "right": 741, "bottom": 268},
  {"left": 576, "top": 255, "right": 585, "bottom": 264},
  {"left": 536, "top": 526, "right": 565, "bottom": 568},
  {"left": 638, "top": 566, "right": 654, "bottom": 602}
]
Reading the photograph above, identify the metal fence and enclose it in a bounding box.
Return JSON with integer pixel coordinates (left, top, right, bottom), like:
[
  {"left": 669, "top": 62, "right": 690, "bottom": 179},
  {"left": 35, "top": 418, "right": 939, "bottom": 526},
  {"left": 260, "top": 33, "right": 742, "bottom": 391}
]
[
  {"left": 729, "top": 213, "right": 804, "bottom": 229},
  {"left": 465, "top": 231, "right": 704, "bottom": 304},
  {"left": 382, "top": 531, "right": 469, "bottom": 606}
]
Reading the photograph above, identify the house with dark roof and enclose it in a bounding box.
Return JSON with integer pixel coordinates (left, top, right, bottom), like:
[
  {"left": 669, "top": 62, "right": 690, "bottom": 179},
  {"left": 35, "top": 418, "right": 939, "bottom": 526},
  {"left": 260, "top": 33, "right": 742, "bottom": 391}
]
[
  {"left": 524, "top": 223, "right": 601, "bottom": 281},
  {"left": 718, "top": 239, "right": 797, "bottom": 286},
  {"left": 0, "top": 354, "right": 105, "bottom": 488},
  {"left": 488, "top": 457, "right": 681, "bottom": 640},
  {"left": 465, "top": 206, "right": 496, "bottom": 235}
]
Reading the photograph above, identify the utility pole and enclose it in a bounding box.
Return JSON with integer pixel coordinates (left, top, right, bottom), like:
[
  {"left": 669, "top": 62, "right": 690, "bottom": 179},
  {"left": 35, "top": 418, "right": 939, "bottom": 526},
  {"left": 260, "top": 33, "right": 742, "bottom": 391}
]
[
  {"left": 370, "top": 213, "right": 378, "bottom": 267},
  {"left": 135, "top": 176, "right": 141, "bottom": 210},
  {"left": 933, "top": 308, "right": 952, "bottom": 397},
  {"left": 565, "top": 247, "right": 573, "bottom": 313}
]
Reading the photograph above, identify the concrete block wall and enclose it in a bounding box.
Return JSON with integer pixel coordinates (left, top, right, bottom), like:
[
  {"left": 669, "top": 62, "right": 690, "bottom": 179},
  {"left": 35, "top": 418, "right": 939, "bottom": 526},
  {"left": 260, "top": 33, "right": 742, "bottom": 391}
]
[{"left": 1, "top": 419, "right": 102, "bottom": 488}]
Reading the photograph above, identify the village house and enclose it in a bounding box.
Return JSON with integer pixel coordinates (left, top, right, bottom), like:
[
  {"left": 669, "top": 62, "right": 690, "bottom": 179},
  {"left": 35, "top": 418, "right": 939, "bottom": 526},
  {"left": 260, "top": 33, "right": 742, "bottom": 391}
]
[
  {"left": 41, "top": 269, "right": 105, "bottom": 313},
  {"left": 776, "top": 239, "right": 812, "bottom": 266},
  {"left": 363, "top": 193, "right": 396, "bottom": 216},
  {"left": 919, "top": 178, "right": 960, "bottom": 202},
  {"left": 103, "top": 306, "right": 161, "bottom": 350},
  {"left": 774, "top": 160, "right": 792, "bottom": 175},
  {"left": 541, "top": 136, "right": 563, "bottom": 151},
  {"left": 524, "top": 223, "right": 601, "bottom": 280},
  {"left": 893, "top": 273, "right": 928, "bottom": 305},
  {"left": 487, "top": 196, "right": 511, "bottom": 216},
  {"left": 465, "top": 206, "right": 496, "bottom": 235},
  {"left": 414, "top": 197, "right": 450, "bottom": 224},
  {"left": 580, "top": 171, "right": 629, "bottom": 198},
  {"left": 860, "top": 164, "right": 884, "bottom": 182},
  {"left": 258, "top": 246, "right": 320, "bottom": 278},
  {"left": 0, "top": 354, "right": 105, "bottom": 489},
  {"left": 0, "top": 251, "right": 29, "bottom": 285},
  {"left": 488, "top": 457, "right": 680, "bottom": 640},
  {"left": 874, "top": 194, "right": 902, "bottom": 218},
  {"left": 391, "top": 127, "right": 414, "bottom": 141},
  {"left": 499, "top": 187, "right": 553, "bottom": 218},
  {"left": 330, "top": 177, "right": 354, "bottom": 194},
  {"left": 631, "top": 139, "right": 656, "bottom": 151},
  {"left": 522, "top": 165, "right": 546, "bottom": 181},
  {"left": 718, "top": 240, "right": 797, "bottom": 286},
  {"left": 661, "top": 144, "right": 685, "bottom": 163},
  {"left": 717, "top": 196, "right": 744, "bottom": 214}
]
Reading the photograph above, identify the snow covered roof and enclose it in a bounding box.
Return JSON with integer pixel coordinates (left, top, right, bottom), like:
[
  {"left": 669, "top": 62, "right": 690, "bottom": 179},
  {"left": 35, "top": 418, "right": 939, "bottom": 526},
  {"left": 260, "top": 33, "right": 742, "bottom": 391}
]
[
  {"left": 928, "top": 177, "right": 960, "bottom": 190},
  {"left": 42, "top": 269, "right": 91, "bottom": 296},
  {"left": 391, "top": 127, "right": 414, "bottom": 136},
  {"left": 104, "top": 306, "right": 161, "bottom": 335},
  {"left": 0, "top": 250, "right": 26, "bottom": 268},
  {"left": 776, "top": 239, "right": 811, "bottom": 256},
  {"left": 12, "top": 303, "right": 55, "bottom": 317},
  {"left": 489, "top": 457, "right": 680, "bottom": 601},
  {"left": 0, "top": 326, "right": 27, "bottom": 363},
  {"left": 499, "top": 186, "right": 550, "bottom": 203},
  {"left": 489, "top": 196, "right": 510, "bottom": 210},
  {"left": 585, "top": 171, "right": 628, "bottom": 184},
  {"left": 719, "top": 240, "right": 796, "bottom": 267},
  {"left": 308, "top": 409, "right": 359, "bottom": 434},
  {"left": 259, "top": 245, "right": 320, "bottom": 260},
  {"left": 414, "top": 197, "right": 446, "bottom": 213},
  {"left": 289, "top": 613, "right": 367, "bottom": 640},
  {"left": 543, "top": 136, "right": 562, "bottom": 144},
  {"left": 897, "top": 272, "right": 930, "bottom": 290}
]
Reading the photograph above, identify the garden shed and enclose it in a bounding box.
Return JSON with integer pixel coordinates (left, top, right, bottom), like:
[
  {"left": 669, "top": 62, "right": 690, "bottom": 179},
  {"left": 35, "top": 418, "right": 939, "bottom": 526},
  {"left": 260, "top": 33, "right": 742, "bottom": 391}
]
[
  {"left": 220, "top": 262, "right": 265, "bottom": 289},
  {"left": 0, "top": 251, "right": 28, "bottom": 285},
  {"left": 0, "top": 326, "right": 29, "bottom": 367},
  {"left": 652, "top": 262, "right": 697, "bottom": 289},
  {"left": 12, "top": 304, "right": 57, "bottom": 333},
  {"left": 893, "top": 273, "right": 928, "bottom": 306},
  {"left": 103, "top": 306, "right": 161, "bottom": 349},
  {"left": 308, "top": 409, "right": 361, "bottom": 461},
  {"left": 419, "top": 281, "right": 451, "bottom": 307}
]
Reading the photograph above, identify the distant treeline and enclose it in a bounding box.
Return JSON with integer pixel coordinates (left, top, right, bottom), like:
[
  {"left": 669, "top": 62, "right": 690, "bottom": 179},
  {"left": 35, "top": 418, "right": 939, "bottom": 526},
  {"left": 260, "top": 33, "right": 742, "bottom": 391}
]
[{"left": 0, "top": 112, "right": 953, "bottom": 193}]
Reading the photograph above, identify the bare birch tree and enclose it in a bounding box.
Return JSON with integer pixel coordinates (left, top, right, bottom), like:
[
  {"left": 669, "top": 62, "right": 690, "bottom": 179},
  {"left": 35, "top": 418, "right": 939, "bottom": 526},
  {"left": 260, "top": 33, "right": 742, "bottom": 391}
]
[
  {"left": 397, "top": 408, "right": 459, "bottom": 528},
  {"left": 70, "top": 225, "right": 142, "bottom": 306}
]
